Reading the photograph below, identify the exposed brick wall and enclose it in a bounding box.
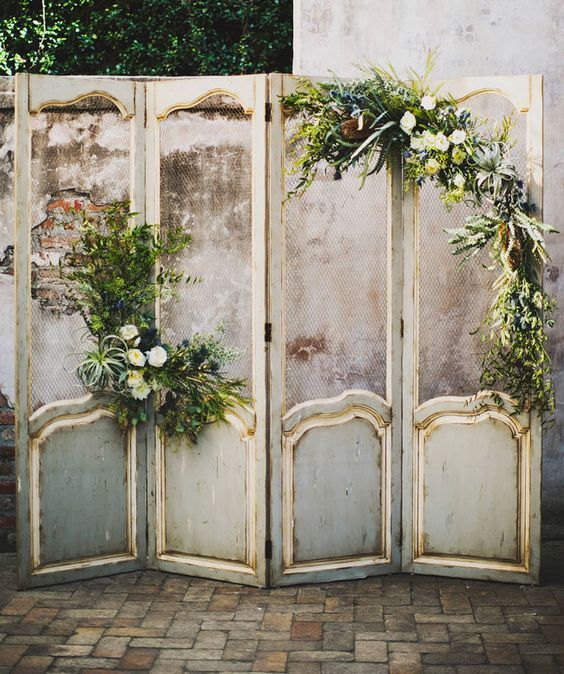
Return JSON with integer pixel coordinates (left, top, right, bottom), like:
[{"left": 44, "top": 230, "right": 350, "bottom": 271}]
[{"left": 0, "top": 391, "right": 15, "bottom": 551}]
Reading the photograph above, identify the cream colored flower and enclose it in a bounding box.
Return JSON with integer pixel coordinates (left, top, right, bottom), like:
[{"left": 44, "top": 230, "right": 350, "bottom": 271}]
[
  {"left": 410, "top": 134, "right": 425, "bottom": 150},
  {"left": 148, "top": 345, "right": 167, "bottom": 368},
  {"left": 400, "top": 111, "right": 416, "bottom": 134},
  {"left": 449, "top": 129, "right": 467, "bottom": 145},
  {"left": 453, "top": 173, "right": 466, "bottom": 188},
  {"left": 127, "top": 370, "right": 145, "bottom": 389},
  {"left": 421, "top": 95, "right": 436, "bottom": 110},
  {"left": 119, "top": 324, "right": 139, "bottom": 341},
  {"left": 425, "top": 158, "right": 441, "bottom": 175},
  {"left": 130, "top": 381, "right": 151, "bottom": 400},
  {"left": 422, "top": 130, "right": 436, "bottom": 149},
  {"left": 435, "top": 132, "right": 450, "bottom": 152},
  {"left": 127, "top": 349, "right": 146, "bottom": 367}
]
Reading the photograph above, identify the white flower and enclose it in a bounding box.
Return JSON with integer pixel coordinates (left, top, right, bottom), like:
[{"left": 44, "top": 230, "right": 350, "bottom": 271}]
[
  {"left": 421, "top": 95, "right": 436, "bottom": 111},
  {"left": 410, "top": 134, "right": 425, "bottom": 151},
  {"left": 425, "top": 158, "right": 441, "bottom": 175},
  {"left": 130, "top": 381, "right": 151, "bottom": 400},
  {"left": 422, "top": 130, "right": 436, "bottom": 149},
  {"left": 119, "top": 324, "right": 139, "bottom": 341},
  {"left": 127, "top": 370, "right": 145, "bottom": 389},
  {"left": 133, "top": 337, "right": 141, "bottom": 347},
  {"left": 435, "top": 132, "right": 450, "bottom": 152},
  {"left": 148, "top": 345, "right": 167, "bottom": 368},
  {"left": 127, "top": 349, "right": 146, "bottom": 367},
  {"left": 400, "top": 111, "right": 416, "bottom": 134},
  {"left": 449, "top": 129, "right": 467, "bottom": 145},
  {"left": 453, "top": 173, "right": 466, "bottom": 189}
]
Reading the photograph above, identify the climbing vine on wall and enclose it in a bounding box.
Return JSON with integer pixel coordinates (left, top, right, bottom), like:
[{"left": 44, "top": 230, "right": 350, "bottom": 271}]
[{"left": 282, "top": 56, "right": 557, "bottom": 419}]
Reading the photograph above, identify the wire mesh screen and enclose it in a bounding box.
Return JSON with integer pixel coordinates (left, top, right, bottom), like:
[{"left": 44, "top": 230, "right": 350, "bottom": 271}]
[
  {"left": 417, "top": 93, "right": 528, "bottom": 403},
  {"left": 30, "top": 96, "right": 131, "bottom": 411},
  {"left": 159, "top": 95, "right": 253, "bottom": 391},
  {"left": 283, "top": 115, "right": 388, "bottom": 411}
]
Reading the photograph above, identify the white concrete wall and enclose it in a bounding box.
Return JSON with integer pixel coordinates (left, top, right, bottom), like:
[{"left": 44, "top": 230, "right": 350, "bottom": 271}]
[{"left": 294, "top": 0, "right": 564, "bottom": 536}]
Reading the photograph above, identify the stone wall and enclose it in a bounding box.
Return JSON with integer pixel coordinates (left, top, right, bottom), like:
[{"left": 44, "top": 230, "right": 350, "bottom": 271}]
[
  {"left": 294, "top": 0, "right": 564, "bottom": 538},
  {"left": 0, "top": 79, "right": 14, "bottom": 551}
]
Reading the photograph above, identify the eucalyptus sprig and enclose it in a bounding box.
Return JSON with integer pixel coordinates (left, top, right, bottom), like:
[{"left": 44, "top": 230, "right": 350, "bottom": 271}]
[{"left": 282, "top": 57, "right": 557, "bottom": 420}]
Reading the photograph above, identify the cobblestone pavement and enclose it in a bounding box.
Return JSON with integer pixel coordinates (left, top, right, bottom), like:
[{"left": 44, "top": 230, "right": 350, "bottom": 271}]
[{"left": 0, "top": 554, "right": 563, "bottom": 673}]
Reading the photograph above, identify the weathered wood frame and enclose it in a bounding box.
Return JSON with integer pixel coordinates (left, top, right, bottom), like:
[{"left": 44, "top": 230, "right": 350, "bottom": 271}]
[
  {"left": 401, "top": 75, "right": 543, "bottom": 583},
  {"left": 15, "top": 75, "right": 147, "bottom": 588},
  {"left": 14, "top": 73, "right": 543, "bottom": 588}
]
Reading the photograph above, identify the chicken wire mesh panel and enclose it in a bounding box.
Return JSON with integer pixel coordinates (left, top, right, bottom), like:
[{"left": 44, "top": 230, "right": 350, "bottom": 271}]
[
  {"left": 159, "top": 95, "right": 253, "bottom": 391},
  {"left": 30, "top": 97, "right": 131, "bottom": 411},
  {"left": 417, "top": 93, "right": 528, "bottom": 404},
  {"left": 283, "top": 115, "right": 388, "bottom": 411}
]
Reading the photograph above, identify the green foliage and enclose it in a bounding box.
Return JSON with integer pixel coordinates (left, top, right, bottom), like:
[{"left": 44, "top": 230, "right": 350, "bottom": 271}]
[
  {"left": 282, "top": 58, "right": 558, "bottom": 421},
  {"left": 480, "top": 274, "right": 556, "bottom": 416},
  {"left": 69, "top": 202, "right": 248, "bottom": 441},
  {"left": 67, "top": 202, "right": 191, "bottom": 338},
  {"left": 0, "top": 0, "right": 292, "bottom": 76}
]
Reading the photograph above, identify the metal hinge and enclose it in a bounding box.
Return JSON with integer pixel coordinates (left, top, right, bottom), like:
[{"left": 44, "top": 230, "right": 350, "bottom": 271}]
[
  {"left": 265, "top": 322, "right": 272, "bottom": 343},
  {"left": 400, "top": 318, "right": 404, "bottom": 338},
  {"left": 265, "top": 102, "right": 272, "bottom": 122},
  {"left": 265, "top": 540, "right": 273, "bottom": 559}
]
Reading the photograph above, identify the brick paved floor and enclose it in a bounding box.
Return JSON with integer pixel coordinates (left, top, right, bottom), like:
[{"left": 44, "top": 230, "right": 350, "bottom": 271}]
[{"left": 0, "top": 552, "right": 563, "bottom": 673}]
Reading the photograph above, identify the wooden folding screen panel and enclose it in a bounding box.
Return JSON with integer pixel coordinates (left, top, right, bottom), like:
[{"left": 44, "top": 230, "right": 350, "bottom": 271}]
[
  {"left": 401, "top": 75, "right": 543, "bottom": 582},
  {"left": 15, "top": 75, "right": 146, "bottom": 588},
  {"left": 145, "top": 76, "right": 269, "bottom": 586}
]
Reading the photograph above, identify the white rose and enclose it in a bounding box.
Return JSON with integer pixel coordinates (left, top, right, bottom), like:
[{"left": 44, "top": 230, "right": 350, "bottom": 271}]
[
  {"left": 421, "top": 95, "right": 436, "bottom": 110},
  {"left": 425, "top": 158, "right": 441, "bottom": 175},
  {"left": 422, "top": 130, "right": 436, "bottom": 149},
  {"left": 127, "top": 349, "right": 146, "bottom": 367},
  {"left": 130, "top": 381, "right": 151, "bottom": 400},
  {"left": 453, "top": 173, "right": 466, "bottom": 188},
  {"left": 119, "top": 324, "right": 139, "bottom": 341},
  {"left": 410, "top": 134, "right": 425, "bottom": 151},
  {"left": 127, "top": 370, "right": 145, "bottom": 388},
  {"left": 449, "top": 129, "right": 467, "bottom": 145},
  {"left": 400, "top": 111, "right": 416, "bottom": 134},
  {"left": 435, "top": 132, "right": 450, "bottom": 152},
  {"left": 148, "top": 345, "right": 168, "bottom": 368}
]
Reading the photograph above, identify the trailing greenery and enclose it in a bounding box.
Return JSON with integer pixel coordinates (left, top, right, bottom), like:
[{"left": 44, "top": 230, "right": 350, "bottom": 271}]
[
  {"left": 0, "top": 0, "right": 292, "bottom": 76},
  {"left": 282, "top": 55, "right": 557, "bottom": 419},
  {"left": 68, "top": 203, "right": 248, "bottom": 441}
]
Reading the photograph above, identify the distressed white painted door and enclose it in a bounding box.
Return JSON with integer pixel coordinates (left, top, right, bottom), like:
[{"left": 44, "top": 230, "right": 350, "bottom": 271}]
[
  {"left": 145, "top": 77, "right": 269, "bottom": 586},
  {"left": 401, "top": 75, "right": 543, "bottom": 583},
  {"left": 268, "top": 75, "right": 402, "bottom": 585},
  {"left": 15, "top": 75, "right": 147, "bottom": 588}
]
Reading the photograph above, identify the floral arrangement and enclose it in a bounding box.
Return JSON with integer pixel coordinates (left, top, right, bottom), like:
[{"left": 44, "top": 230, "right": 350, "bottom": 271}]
[
  {"left": 282, "top": 57, "right": 557, "bottom": 419},
  {"left": 68, "top": 202, "right": 247, "bottom": 441}
]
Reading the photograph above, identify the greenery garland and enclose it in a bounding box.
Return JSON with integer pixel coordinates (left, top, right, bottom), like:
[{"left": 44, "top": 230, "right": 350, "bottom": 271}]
[
  {"left": 282, "top": 57, "right": 557, "bottom": 419},
  {"left": 67, "top": 202, "right": 248, "bottom": 441}
]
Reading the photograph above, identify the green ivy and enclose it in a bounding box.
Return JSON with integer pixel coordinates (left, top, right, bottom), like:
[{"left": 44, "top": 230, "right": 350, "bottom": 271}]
[{"left": 0, "top": 0, "right": 292, "bottom": 76}]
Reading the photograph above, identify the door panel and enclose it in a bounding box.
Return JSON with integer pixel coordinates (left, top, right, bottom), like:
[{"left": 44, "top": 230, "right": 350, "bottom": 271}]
[
  {"left": 15, "top": 75, "right": 146, "bottom": 588},
  {"left": 146, "top": 76, "right": 268, "bottom": 586},
  {"left": 402, "top": 75, "right": 543, "bottom": 583},
  {"left": 269, "top": 74, "right": 402, "bottom": 585}
]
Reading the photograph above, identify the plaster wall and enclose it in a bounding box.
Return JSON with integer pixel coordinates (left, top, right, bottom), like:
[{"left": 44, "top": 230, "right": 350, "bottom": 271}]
[{"left": 294, "top": 0, "right": 564, "bottom": 537}]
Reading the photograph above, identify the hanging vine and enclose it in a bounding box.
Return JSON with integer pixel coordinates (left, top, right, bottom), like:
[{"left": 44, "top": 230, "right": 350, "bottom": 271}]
[{"left": 282, "top": 55, "right": 556, "bottom": 419}]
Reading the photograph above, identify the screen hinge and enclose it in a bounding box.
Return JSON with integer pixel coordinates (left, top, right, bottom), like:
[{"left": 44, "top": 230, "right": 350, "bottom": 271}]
[
  {"left": 265, "top": 102, "right": 272, "bottom": 123},
  {"left": 265, "top": 540, "right": 273, "bottom": 559},
  {"left": 400, "top": 318, "right": 404, "bottom": 338},
  {"left": 265, "top": 322, "right": 272, "bottom": 343}
]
